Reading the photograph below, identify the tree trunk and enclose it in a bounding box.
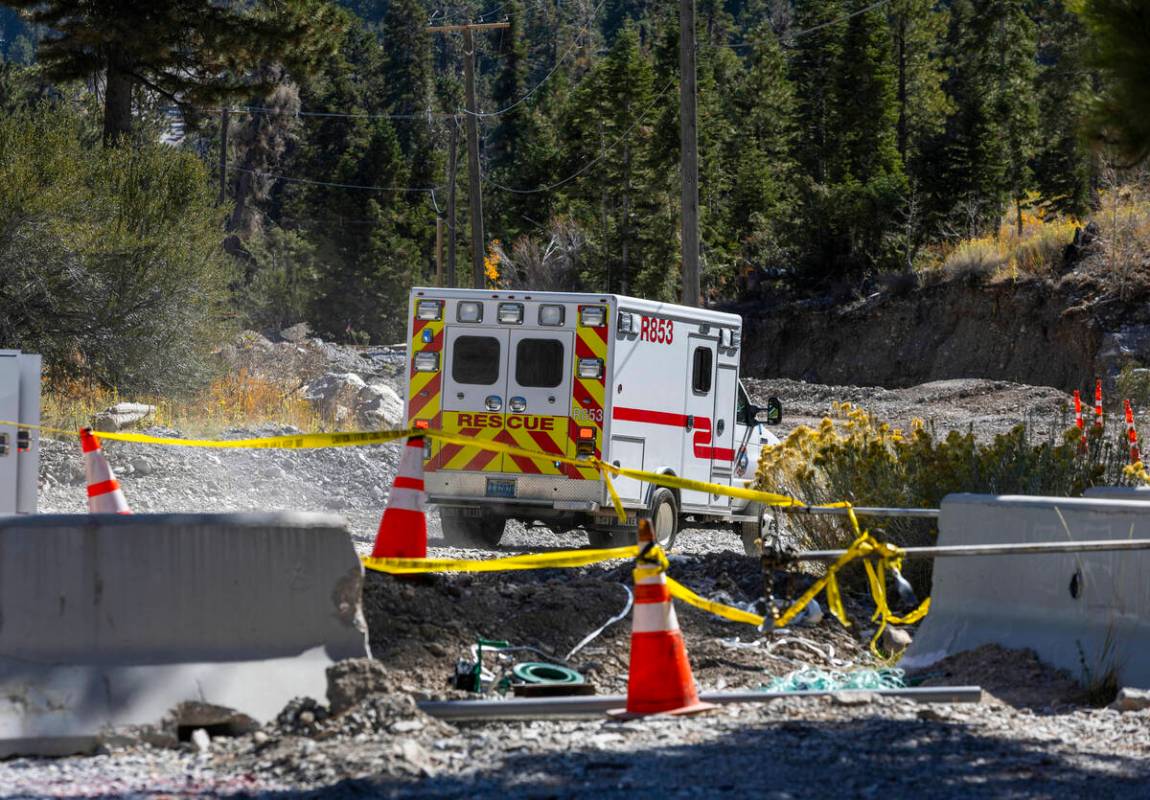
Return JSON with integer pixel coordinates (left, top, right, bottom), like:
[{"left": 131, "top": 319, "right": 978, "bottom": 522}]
[{"left": 103, "top": 61, "right": 134, "bottom": 145}]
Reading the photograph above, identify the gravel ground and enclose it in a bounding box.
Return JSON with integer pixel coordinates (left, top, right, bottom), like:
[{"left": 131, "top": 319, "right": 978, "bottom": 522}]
[{"left": 11, "top": 377, "right": 1149, "bottom": 798}]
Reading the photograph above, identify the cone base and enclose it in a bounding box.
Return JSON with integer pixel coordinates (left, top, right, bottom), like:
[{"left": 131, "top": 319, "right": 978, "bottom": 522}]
[{"left": 606, "top": 701, "right": 718, "bottom": 719}]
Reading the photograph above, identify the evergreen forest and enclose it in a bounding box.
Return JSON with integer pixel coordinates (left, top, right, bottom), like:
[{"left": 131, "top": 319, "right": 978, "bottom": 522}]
[{"left": 0, "top": 0, "right": 1145, "bottom": 388}]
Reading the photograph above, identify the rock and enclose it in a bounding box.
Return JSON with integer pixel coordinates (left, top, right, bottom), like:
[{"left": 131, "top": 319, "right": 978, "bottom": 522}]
[
  {"left": 355, "top": 383, "right": 404, "bottom": 428},
  {"left": 303, "top": 372, "right": 368, "bottom": 421},
  {"left": 881, "top": 626, "right": 913, "bottom": 652},
  {"left": 831, "top": 691, "right": 876, "bottom": 706},
  {"left": 327, "top": 658, "right": 391, "bottom": 714},
  {"left": 280, "top": 322, "right": 312, "bottom": 343},
  {"left": 130, "top": 457, "right": 154, "bottom": 476},
  {"left": 252, "top": 730, "right": 269, "bottom": 745},
  {"left": 191, "top": 728, "right": 211, "bottom": 753},
  {"left": 1109, "top": 687, "right": 1150, "bottom": 712},
  {"left": 92, "top": 403, "right": 156, "bottom": 432}
]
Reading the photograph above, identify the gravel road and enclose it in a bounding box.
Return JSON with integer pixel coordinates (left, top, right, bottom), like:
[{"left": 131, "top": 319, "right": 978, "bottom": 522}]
[{"left": 10, "top": 378, "right": 1149, "bottom": 799}]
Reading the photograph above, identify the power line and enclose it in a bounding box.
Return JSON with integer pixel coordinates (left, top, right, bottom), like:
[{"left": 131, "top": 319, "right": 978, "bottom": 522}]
[
  {"left": 718, "top": 0, "right": 895, "bottom": 50},
  {"left": 463, "top": 0, "right": 609, "bottom": 119},
  {"left": 228, "top": 166, "right": 440, "bottom": 194},
  {"left": 483, "top": 79, "right": 675, "bottom": 195},
  {"left": 224, "top": 105, "right": 454, "bottom": 122}
]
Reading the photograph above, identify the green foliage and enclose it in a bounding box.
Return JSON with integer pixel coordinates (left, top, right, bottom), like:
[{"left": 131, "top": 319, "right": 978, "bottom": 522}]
[
  {"left": 1, "top": 0, "right": 346, "bottom": 140},
  {"left": 1080, "top": 0, "right": 1150, "bottom": 164},
  {"left": 0, "top": 109, "right": 233, "bottom": 393}
]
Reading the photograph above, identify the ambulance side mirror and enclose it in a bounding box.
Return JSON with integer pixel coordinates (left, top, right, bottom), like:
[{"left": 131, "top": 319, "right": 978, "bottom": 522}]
[{"left": 764, "top": 397, "right": 782, "bottom": 425}]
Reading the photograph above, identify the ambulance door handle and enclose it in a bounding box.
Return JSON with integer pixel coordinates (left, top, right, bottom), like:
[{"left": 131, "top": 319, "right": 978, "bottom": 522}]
[
  {"left": 485, "top": 395, "right": 503, "bottom": 412},
  {"left": 716, "top": 419, "right": 725, "bottom": 436},
  {"left": 685, "top": 415, "right": 694, "bottom": 431}
]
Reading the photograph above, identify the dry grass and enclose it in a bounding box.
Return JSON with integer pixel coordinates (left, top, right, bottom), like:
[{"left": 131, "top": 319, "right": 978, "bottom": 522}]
[
  {"left": 42, "top": 369, "right": 324, "bottom": 436},
  {"left": 927, "top": 207, "right": 1080, "bottom": 284}
]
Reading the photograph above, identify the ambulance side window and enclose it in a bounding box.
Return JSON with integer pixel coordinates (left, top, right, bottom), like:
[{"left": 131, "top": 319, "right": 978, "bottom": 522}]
[
  {"left": 516, "top": 339, "right": 564, "bottom": 388},
  {"left": 691, "top": 347, "right": 712, "bottom": 394},
  {"left": 452, "top": 336, "right": 501, "bottom": 385}
]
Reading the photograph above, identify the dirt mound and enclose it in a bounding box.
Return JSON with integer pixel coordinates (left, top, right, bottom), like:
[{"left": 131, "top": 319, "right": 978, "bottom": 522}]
[
  {"left": 908, "top": 644, "right": 1087, "bottom": 709},
  {"left": 361, "top": 554, "right": 875, "bottom": 696}
]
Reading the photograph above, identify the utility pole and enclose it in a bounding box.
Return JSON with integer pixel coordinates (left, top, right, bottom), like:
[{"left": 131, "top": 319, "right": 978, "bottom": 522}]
[
  {"left": 428, "top": 21, "right": 510, "bottom": 289},
  {"left": 435, "top": 217, "right": 445, "bottom": 287},
  {"left": 679, "top": 0, "right": 701, "bottom": 307},
  {"left": 446, "top": 117, "right": 459, "bottom": 287},
  {"left": 218, "top": 107, "right": 229, "bottom": 206}
]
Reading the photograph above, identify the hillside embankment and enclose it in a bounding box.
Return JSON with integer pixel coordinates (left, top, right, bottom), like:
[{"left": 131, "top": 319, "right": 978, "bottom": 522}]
[{"left": 740, "top": 277, "right": 1150, "bottom": 392}]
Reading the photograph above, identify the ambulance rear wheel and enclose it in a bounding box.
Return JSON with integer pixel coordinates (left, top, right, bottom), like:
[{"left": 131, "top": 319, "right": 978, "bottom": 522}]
[
  {"left": 649, "top": 488, "right": 679, "bottom": 551},
  {"left": 441, "top": 514, "right": 505, "bottom": 548},
  {"left": 740, "top": 502, "right": 766, "bottom": 556}
]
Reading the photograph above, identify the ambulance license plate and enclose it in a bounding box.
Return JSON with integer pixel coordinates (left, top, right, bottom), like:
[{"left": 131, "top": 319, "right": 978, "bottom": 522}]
[{"left": 486, "top": 478, "right": 517, "bottom": 498}]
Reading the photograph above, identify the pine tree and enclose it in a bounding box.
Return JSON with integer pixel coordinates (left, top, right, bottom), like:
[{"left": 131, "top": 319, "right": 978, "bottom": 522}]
[
  {"left": 791, "top": 0, "right": 846, "bottom": 184},
  {"left": 1080, "top": 0, "right": 1150, "bottom": 164},
  {"left": 0, "top": 0, "right": 345, "bottom": 142},
  {"left": 934, "top": 0, "right": 1037, "bottom": 237},
  {"left": 888, "top": 0, "right": 949, "bottom": 169},
  {"left": 729, "top": 24, "right": 797, "bottom": 276},
  {"left": 381, "top": 0, "right": 437, "bottom": 188},
  {"left": 1033, "top": 0, "right": 1092, "bottom": 217}
]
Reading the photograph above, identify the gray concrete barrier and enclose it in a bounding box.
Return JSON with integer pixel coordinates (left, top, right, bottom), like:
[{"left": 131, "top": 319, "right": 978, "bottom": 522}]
[
  {"left": 1084, "top": 485, "right": 1150, "bottom": 501},
  {"left": 902, "top": 495, "right": 1150, "bottom": 689},
  {"left": 0, "top": 513, "right": 370, "bottom": 756}
]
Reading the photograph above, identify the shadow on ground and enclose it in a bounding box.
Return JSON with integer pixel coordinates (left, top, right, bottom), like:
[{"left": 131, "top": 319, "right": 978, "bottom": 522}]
[{"left": 273, "top": 713, "right": 1149, "bottom": 799}]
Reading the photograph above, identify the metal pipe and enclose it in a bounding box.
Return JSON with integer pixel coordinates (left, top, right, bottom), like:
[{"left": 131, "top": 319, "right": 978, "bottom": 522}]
[
  {"left": 794, "top": 538, "right": 1150, "bottom": 561},
  {"left": 417, "top": 686, "right": 983, "bottom": 721},
  {"left": 781, "top": 506, "right": 940, "bottom": 519}
]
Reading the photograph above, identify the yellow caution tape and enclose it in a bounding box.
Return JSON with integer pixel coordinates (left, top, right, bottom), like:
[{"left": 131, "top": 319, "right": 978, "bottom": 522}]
[
  {"left": 0, "top": 420, "right": 419, "bottom": 449},
  {"left": 666, "top": 576, "right": 767, "bottom": 627},
  {"left": 6, "top": 418, "right": 930, "bottom": 639},
  {"left": 362, "top": 544, "right": 640, "bottom": 574}
]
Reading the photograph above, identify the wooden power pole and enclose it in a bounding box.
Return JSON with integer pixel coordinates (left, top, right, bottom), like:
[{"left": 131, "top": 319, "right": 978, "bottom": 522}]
[
  {"left": 679, "top": 0, "right": 701, "bottom": 307},
  {"left": 446, "top": 117, "right": 459, "bottom": 287},
  {"left": 428, "top": 21, "right": 509, "bottom": 289}
]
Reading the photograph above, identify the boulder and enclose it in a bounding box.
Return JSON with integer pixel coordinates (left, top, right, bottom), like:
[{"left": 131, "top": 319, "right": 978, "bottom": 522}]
[
  {"left": 304, "top": 372, "right": 367, "bottom": 421},
  {"left": 355, "top": 382, "right": 404, "bottom": 428},
  {"left": 1110, "top": 687, "right": 1150, "bottom": 712},
  {"left": 280, "top": 322, "right": 312, "bottom": 343}
]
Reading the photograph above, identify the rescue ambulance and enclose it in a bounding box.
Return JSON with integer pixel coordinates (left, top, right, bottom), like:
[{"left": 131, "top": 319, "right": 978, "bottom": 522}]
[{"left": 404, "top": 287, "right": 782, "bottom": 552}]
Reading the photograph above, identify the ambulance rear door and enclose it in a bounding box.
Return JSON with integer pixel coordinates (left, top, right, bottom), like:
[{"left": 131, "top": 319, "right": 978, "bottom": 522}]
[
  {"left": 440, "top": 324, "right": 509, "bottom": 472},
  {"left": 502, "top": 327, "right": 574, "bottom": 475}
]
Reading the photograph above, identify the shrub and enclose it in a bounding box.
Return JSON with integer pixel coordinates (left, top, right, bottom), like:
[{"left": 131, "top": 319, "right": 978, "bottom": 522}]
[
  {"left": 0, "top": 109, "right": 233, "bottom": 394},
  {"left": 754, "top": 403, "right": 1138, "bottom": 588}
]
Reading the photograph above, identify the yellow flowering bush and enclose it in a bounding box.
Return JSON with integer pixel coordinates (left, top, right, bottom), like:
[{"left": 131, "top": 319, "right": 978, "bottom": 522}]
[{"left": 755, "top": 402, "right": 1138, "bottom": 587}]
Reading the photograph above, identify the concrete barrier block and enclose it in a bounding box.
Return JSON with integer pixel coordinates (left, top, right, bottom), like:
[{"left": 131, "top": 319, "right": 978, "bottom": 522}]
[
  {"left": 903, "top": 494, "right": 1150, "bottom": 690},
  {"left": 0, "top": 513, "right": 370, "bottom": 756}
]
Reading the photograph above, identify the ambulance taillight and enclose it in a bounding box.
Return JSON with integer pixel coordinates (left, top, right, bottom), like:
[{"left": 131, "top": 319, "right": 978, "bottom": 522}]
[{"left": 576, "top": 426, "right": 596, "bottom": 456}]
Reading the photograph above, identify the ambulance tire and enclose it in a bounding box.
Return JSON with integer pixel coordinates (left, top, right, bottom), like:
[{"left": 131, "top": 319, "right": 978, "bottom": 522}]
[
  {"left": 648, "top": 487, "right": 679, "bottom": 551},
  {"left": 441, "top": 514, "right": 506, "bottom": 548},
  {"left": 740, "top": 502, "right": 766, "bottom": 556}
]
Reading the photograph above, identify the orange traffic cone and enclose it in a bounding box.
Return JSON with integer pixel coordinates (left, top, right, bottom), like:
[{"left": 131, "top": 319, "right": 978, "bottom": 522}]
[
  {"left": 371, "top": 436, "right": 428, "bottom": 558},
  {"left": 1125, "top": 399, "right": 1141, "bottom": 463},
  {"left": 613, "top": 518, "right": 714, "bottom": 717},
  {"left": 1094, "top": 378, "right": 1104, "bottom": 430},
  {"left": 80, "top": 428, "right": 131, "bottom": 514}
]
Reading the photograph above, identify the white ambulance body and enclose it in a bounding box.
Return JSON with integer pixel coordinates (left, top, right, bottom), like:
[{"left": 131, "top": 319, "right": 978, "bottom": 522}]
[{"left": 404, "top": 287, "right": 780, "bottom": 551}]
